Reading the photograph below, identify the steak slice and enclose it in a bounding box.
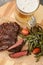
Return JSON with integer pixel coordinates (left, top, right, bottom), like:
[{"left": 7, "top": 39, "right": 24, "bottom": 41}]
[
  {"left": 0, "top": 22, "right": 20, "bottom": 51},
  {"left": 9, "top": 50, "right": 28, "bottom": 58},
  {"left": 8, "top": 39, "right": 25, "bottom": 53}
]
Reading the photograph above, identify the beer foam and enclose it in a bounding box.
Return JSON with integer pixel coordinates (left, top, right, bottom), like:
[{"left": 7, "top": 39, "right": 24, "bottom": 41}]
[{"left": 16, "top": 0, "right": 39, "bottom": 13}]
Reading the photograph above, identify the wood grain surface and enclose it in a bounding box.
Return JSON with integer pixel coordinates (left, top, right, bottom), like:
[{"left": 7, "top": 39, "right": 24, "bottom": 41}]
[{"left": 0, "top": 0, "right": 43, "bottom": 65}]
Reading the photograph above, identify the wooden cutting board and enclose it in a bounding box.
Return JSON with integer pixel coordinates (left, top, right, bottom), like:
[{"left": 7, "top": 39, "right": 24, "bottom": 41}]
[{"left": 0, "top": 0, "right": 43, "bottom": 65}]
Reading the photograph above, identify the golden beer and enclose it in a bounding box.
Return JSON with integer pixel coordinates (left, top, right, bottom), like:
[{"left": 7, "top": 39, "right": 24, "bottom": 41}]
[{"left": 15, "top": 0, "right": 40, "bottom": 27}]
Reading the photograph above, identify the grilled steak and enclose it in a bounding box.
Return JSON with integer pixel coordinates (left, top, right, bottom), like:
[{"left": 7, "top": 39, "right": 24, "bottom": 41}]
[
  {"left": 9, "top": 50, "right": 28, "bottom": 58},
  {"left": 8, "top": 39, "right": 25, "bottom": 52},
  {"left": 8, "top": 39, "right": 24, "bottom": 50},
  {"left": 0, "top": 22, "right": 20, "bottom": 51}
]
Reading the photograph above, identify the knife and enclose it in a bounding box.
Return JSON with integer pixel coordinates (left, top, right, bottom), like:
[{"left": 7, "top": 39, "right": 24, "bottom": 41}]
[{"left": 0, "top": 0, "right": 12, "bottom": 6}]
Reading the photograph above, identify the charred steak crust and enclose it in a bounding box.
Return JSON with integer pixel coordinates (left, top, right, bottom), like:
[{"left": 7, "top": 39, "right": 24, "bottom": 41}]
[{"left": 0, "top": 22, "right": 20, "bottom": 51}]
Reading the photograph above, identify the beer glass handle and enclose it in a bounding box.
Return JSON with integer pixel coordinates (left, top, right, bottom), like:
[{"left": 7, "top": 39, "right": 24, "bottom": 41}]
[{"left": 27, "top": 16, "right": 36, "bottom": 29}]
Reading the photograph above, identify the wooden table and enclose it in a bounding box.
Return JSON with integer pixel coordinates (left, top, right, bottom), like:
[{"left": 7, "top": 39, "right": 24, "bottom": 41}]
[{"left": 0, "top": 1, "right": 43, "bottom": 65}]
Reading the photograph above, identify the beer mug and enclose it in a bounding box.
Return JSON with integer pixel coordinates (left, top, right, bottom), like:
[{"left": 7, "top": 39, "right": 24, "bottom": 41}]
[{"left": 15, "top": 0, "right": 40, "bottom": 28}]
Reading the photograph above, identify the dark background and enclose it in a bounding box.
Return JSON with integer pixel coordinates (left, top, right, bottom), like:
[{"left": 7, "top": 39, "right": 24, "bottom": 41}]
[
  {"left": 40, "top": 0, "right": 43, "bottom": 5},
  {"left": 0, "top": 0, "right": 11, "bottom": 6},
  {"left": 0, "top": 0, "right": 43, "bottom": 6}
]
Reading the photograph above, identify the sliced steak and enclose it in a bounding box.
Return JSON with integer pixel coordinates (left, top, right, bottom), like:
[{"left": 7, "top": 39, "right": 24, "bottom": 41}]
[
  {"left": 0, "top": 22, "right": 20, "bottom": 51},
  {"left": 8, "top": 39, "right": 24, "bottom": 50},
  {"left": 8, "top": 39, "right": 25, "bottom": 52},
  {"left": 9, "top": 50, "right": 28, "bottom": 58}
]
